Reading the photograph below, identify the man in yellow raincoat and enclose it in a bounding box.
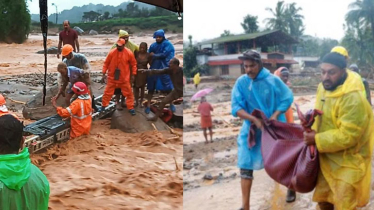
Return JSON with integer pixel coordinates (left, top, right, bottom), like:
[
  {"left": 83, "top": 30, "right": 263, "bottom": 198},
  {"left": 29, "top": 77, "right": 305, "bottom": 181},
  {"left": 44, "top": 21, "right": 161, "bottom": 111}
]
[
  {"left": 304, "top": 52, "right": 374, "bottom": 210},
  {"left": 193, "top": 72, "right": 200, "bottom": 89}
]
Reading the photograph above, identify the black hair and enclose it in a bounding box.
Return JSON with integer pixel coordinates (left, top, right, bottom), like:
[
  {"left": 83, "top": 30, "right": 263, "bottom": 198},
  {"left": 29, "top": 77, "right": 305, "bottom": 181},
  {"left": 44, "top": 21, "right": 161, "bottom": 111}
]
[
  {"left": 0, "top": 115, "right": 24, "bottom": 154},
  {"left": 171, "top": 57, "right": 180, "bottom": 66},
  {"left": 140, "top": 42, "right": 148, "bottom": 48}
]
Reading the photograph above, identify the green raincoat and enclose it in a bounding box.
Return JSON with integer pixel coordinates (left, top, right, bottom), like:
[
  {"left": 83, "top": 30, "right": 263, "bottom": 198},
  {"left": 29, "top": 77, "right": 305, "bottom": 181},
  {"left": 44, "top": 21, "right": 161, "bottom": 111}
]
[{"left": 0, "top": 148, "right": 50, "bottom": 210}]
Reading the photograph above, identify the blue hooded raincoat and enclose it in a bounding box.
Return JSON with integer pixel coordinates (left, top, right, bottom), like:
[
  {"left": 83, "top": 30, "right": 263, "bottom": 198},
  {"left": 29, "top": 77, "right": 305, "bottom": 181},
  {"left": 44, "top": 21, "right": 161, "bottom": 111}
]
[
  {"left": 148, "top": 29, "right": 175, "bottom": 91},
  {"left": 231, "top": 68, "right": 294, "bottom": 170}
]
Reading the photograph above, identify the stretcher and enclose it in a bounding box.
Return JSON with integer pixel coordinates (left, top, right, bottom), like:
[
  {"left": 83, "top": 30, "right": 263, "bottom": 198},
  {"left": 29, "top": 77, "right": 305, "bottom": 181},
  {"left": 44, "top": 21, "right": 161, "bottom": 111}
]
[{"left": 23, "top": 94, "right": 116, "bottom": 153}]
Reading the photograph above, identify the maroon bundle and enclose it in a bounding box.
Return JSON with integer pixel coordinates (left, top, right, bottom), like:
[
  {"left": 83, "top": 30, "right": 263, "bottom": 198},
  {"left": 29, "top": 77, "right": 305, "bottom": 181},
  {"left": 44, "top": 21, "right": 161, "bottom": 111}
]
[{"left": 248, "top": 106, "right": 323, "bottom": 193}]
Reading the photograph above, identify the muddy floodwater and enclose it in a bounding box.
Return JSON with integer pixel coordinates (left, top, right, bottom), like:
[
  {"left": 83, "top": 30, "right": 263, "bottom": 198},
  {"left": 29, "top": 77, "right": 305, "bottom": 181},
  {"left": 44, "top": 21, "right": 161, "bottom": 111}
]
[{"left": 0, "top": 33, "right": 183, "bottom": 209}]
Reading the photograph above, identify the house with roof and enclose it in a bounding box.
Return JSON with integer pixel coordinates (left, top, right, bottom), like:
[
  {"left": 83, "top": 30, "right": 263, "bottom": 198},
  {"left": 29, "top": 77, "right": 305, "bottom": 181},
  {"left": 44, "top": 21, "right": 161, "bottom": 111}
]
[{"left": 196, "top": 30, "right": 300, "bottom": 78}]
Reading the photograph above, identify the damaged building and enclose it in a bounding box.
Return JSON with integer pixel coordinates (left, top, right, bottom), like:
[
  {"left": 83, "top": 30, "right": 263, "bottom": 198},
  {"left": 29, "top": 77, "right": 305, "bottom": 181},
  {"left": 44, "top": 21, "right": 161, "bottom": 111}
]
[{"left": 196, "top": 30, "right": 301, "bottom": 77}]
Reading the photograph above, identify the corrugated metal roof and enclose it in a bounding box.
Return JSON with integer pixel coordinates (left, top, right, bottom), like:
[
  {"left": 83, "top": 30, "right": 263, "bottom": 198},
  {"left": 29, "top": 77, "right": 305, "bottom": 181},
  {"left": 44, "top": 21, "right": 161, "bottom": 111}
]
[
  {"left": 208, "top": 58, "right": 298, "bottom": 66},
  {"left": 199, "top": 29, "right": 298, "bottom": 45}
]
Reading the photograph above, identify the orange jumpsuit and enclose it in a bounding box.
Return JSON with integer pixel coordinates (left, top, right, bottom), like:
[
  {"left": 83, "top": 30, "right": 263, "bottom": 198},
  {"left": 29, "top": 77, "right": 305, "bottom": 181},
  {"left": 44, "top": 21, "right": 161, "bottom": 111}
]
[
  {"left": 102, "top": 48, "right": 137, "bottom": 109},
  {"left": 0, "top": 111, "right": 19, "bottom": 119},
  {"left": 274, "top": 68, "right": 294, "bottom": 123},
  {"left": 57, "top": 96, "right": 92, "bottom": 139}
]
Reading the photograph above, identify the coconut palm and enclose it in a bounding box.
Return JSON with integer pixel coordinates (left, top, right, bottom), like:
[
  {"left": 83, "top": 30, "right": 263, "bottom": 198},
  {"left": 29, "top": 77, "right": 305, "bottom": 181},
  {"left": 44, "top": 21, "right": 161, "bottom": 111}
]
[
  {"left": 264, "top": 1, "right": 288, "bottom": 32},
  {"left": 346, "top": 0, "right": 374, "bottom": 39}
]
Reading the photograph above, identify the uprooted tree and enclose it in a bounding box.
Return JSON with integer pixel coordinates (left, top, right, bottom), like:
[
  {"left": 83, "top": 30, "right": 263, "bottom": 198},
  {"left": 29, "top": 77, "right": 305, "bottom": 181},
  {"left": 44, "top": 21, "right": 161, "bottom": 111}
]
[{"left": 0, "top": 0, "right": 31, "bottom": 43}]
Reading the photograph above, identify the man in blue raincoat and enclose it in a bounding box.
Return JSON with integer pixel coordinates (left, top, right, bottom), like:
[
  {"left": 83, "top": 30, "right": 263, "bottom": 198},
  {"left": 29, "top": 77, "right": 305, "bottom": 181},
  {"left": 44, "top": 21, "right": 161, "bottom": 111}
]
[
  {"left": 231, "top": 50, "right": 293, "bottom": 210},
  {"left": 145, "top": 29, "right": 175, "bottom": 114},
  {"left": 0, "top": 114, "right": 50, "bottom": 209}
]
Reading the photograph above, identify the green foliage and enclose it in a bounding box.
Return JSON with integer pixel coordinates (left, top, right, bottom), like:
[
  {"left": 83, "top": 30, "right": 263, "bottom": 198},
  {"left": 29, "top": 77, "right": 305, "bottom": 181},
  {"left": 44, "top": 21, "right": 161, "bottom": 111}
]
[
  {"left": 241, "top": 15, "right": 259, "bottom": 33},
  {"left": 265, "top": 1, "right": 304, "bottom": 39},
  {"left": 82, "top": 11, "right": 101, "bottom": 22},
  {"left": 183, "top": 46, "right": 198, "bottom": 77},
  {"left": 0, "top": 0, "right": 31, "bottom": 43},
  {"left": 343, "top": 0, "right": 374, "bottom": 71},
  {"left": 297, "top": 38, "right": 320, "bottom": 56},
  {"left": 346, "top": 0, "right": 374, "bottom": 39},
  {"left": 318, "top": 38, "right": 339, "bottom": 59},
  {"left": 31, "top": 2, "right": 156, "bottom": 23},
  {"left": 49, "top": 16, "right": 182, "bottom": 32},
  {"left": 192, "top": 64, "right": 210, "bottom": 75},
  {"left": 220, "top": 30, "right": 232, "bottom": 37}
]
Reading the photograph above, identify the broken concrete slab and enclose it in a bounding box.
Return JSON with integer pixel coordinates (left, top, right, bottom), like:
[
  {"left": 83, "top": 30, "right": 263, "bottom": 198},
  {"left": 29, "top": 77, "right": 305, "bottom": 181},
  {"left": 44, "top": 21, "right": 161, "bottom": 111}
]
[
  {"left": 111, "top": 107, "right": 170, "bottom": 133},
  {"left": 22, "top": 85, "right": 66, "bottom": 120}
]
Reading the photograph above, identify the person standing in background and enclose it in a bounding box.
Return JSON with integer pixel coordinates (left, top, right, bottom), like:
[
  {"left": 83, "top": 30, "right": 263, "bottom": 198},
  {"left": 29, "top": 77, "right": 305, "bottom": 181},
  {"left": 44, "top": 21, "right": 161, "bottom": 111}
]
[{"left": 57, "top": 20, "right": 80, "bottom": 60}]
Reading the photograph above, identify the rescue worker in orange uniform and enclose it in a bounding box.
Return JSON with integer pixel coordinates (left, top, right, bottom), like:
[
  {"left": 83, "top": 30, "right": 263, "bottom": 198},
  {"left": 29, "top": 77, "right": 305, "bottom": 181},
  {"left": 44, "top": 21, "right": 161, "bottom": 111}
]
[
  {"left": 0, "top": 94, "right": 18, "bottom": 119},
  {"left": 52, "top": 82, "right": 92, "bottom": 139},
  {"left": 101, "top": 38, "right": 137, "bottom": 115}
]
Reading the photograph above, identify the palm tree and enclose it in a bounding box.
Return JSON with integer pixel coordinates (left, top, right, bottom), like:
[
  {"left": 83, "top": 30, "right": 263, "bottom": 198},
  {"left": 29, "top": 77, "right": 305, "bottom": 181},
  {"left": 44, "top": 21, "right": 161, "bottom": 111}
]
[
  {"left": 264, "top": 1, "right": 288, "bottom": 32},
  {"left": 188, "top": 35, "right": 193, "bottom": 47},
  {"left": 285, "top": 3, "right": 304, "bottom": 38},
  {"left": 241, "top": 15, "right": 259, "bottom": 33},
  {"left": 346, "top": 0, "right": 374, "bottom": 39}
]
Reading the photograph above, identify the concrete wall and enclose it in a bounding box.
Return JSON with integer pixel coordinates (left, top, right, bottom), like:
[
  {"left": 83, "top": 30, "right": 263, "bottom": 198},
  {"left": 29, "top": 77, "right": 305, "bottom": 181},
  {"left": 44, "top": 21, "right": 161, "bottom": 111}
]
[
  {"left": 196, "top": 54, "right": 209, "bottom": 65},
  {"left": 209, "top": 64, "right": 242, "bottom": 78},
  {"left": 293, "top": 56, "right": 319, "bottom": 66}
]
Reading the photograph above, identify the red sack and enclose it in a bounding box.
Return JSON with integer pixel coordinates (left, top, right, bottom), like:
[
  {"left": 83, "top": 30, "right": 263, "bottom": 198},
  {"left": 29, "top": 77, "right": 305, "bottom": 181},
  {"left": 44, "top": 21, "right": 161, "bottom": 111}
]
[{"left": 248, "top": 106, "right": 323, "bottom": 193}]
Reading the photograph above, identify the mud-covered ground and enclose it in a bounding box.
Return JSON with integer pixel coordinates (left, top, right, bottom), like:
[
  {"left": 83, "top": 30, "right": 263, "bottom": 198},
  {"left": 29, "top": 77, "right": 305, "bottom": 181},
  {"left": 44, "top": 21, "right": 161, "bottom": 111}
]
[{"left": 183, "top": 80, "right": 374, "bottom": 210}]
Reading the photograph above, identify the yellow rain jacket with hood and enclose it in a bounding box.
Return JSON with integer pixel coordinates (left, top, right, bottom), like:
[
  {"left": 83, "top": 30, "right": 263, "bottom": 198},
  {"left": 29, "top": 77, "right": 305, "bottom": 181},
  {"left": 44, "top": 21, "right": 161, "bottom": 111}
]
[
  {"left": 111, "top": 30, "right": 139, "bottom": 53},
  {"left": 193, "top": 72, "right": 201, "bottom": 85},
  {"left": 312, "top": 70, "right": 374, "bottom": 210}
]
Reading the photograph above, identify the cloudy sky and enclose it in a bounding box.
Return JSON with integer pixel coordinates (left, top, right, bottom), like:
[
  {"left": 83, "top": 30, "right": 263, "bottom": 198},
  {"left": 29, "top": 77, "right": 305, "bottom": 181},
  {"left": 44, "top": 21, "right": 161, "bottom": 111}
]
[
  {"left": 183, "top": 0, "right": 354, "bottom": 42},
  {"left": 27, "top": 0, "right": 130, "bottom": 15}
]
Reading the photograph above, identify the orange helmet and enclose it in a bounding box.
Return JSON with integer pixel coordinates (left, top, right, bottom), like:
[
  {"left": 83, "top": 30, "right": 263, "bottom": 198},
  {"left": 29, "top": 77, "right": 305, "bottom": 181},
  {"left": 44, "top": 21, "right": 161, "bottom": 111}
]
[
  {"left": 116, "top": 38, "right": 126, "bottom": 47},
  {"left": 72, "top": 82, "right": 88, "bottom": 95},
  {"left": 61, "top": 44, "right": 74, "bottom": 57},
  {"left": 0, "top": 94, "right": 5, "bottom": 106}
]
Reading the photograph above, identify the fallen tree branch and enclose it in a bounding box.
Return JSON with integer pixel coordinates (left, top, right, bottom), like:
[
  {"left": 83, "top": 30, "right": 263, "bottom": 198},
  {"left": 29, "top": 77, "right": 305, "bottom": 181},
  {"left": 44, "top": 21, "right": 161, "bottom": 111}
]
[
  {"left": 7, "top": 98, "right": 26, "bottom": 104},
  {"left": 151, "top": 123, "right": 158, "bottom": 131}
]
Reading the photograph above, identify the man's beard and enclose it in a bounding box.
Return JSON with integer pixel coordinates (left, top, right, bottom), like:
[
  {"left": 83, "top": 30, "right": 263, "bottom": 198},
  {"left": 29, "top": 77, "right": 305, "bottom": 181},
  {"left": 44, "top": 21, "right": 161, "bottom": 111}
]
[
  {"left": 117, "top": 48, "right": 123, "bottom": 52},
  {"left": 322, "top": 72, "right": 347, "bottom": 91}
]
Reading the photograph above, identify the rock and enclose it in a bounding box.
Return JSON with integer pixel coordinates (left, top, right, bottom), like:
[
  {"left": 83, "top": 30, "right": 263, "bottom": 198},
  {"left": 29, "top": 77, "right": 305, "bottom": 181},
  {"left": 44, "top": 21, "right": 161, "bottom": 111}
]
[
  {"left": 183, "top": 163, "right": 192, "bottom": 170},
  {"left": 138, "top": 32, "right": 145, "bottom": 37},
  {"left": 73, "top": 26, "right": 84, "bottom": 35},
  {"left": 229, "top": 172, "right": 237, "bottom": 178},
  {"left": 89, "top": 30, "right": 98, "bottom": 35},
  {"left": 213, "top": 119, "right": 223, "bottom": 124},
  {"left": 203, "top": 173, "right": 213, "bottom": 180},
  {"left": 22, "top": 85, "right": 66, "bottom": 120},
  {"left": 110, "top": 108, "right": 170, "bottom": 133},
  {"left": 36, "top": 47, "right": 59, "bottom": 54},
  {"left": 173, "top": 40, "right": 183, "bottom": 45}
]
